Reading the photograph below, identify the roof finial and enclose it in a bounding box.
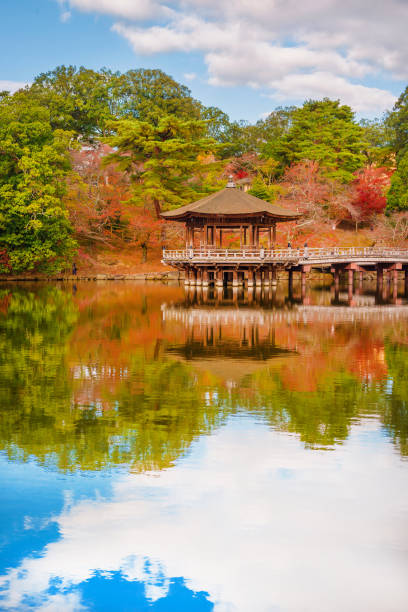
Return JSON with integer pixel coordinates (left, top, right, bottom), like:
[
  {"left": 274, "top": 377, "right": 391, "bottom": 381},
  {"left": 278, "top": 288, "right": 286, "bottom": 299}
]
[{"left": 226, "top": 174, "right": 236, "bottom": 188}]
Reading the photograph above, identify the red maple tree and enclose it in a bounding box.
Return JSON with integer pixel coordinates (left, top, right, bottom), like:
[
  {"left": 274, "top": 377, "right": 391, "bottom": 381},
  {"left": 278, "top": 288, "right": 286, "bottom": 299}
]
[{"left": 352, "top": 166, "right": 392, "bottom": 221}]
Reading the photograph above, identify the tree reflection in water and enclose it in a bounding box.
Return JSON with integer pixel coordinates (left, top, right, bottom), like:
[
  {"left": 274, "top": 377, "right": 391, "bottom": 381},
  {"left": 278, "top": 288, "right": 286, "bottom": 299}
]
[{"left": 0, "top": 282, "right": 407, "bottom": 474}]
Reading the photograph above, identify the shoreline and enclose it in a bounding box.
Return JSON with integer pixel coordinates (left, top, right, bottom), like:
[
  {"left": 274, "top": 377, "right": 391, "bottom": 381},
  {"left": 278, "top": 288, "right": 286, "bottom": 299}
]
[{"left": 0, "top": 271, "right": 183, "bottom": 282}]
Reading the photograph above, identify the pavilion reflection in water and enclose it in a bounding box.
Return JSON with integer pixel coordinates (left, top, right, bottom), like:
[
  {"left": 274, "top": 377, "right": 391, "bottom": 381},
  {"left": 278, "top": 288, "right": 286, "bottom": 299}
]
[
  {"left": 180, "top": 279, "right": 408, "bottom": 309},
  {"left": 162, "top": 287, "right": 408, "bottom": 386},
  {"left": 162, "top": 297, "right": 298, "bottom": 384}
]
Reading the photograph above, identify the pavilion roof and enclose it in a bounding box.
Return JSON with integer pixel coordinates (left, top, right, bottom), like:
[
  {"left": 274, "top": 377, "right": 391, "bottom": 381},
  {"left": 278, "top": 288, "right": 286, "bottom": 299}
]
[{"left": 161, "top": 185, "right": 301, "bottom": 222}]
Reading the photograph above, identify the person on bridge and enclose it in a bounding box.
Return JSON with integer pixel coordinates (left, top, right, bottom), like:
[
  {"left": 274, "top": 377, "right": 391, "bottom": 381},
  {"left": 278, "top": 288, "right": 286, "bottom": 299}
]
[{"left": 304, "top": 242, "right": 309, "bottom": 258}]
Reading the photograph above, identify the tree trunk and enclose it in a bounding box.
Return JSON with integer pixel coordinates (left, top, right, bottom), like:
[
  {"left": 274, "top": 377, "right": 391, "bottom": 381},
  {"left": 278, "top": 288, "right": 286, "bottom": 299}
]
[
  {"left": 142, "top": 244, "right": 147, "bottom": 263},
  {"left": 153, "top": 198, "right": 161, "bottom": 219}
]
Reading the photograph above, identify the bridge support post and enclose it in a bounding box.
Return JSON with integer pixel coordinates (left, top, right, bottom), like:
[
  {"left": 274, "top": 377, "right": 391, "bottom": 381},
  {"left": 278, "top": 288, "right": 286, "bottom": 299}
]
[
  {"left": 191, "top": 268, "right": 198, "bottom": 286},
  {"left": 393, "top": 268, "right": 398, "bottom": 301},
  {"left": 271, "top": 266, "right": 277, "bottom": 286},
  {"left": 405, "top": 269, "right": 408, "bottom": 296},
  {"left": 359, "top": 270, "right": 363, "bottom": 291},
  {"left": 301, "top": 267, "right": 307, "bottom": 299},
  {"left": 376, "top": 265, "right": 383, "bottom": 293},
  {"left": 255, "top": 269, "right": 262, "bottom": 287},
  {"left": 216, "top": 268, "right": 223, "bottom": 287},
  {"left": 184, "top": 267, "right": 191, "bottom": 286},
  {"left": 232, "top": 269, "right": 239, "bottom": 287},
  {"left": 348, "top": 268, "right": 354, "bottom": 302},
  {"left": 202, "top": 268, "right": 209, "bottom": 287},
  {"left": 196, "top": 268, "right": 202, "bottom": 286},
  {"left": 332, "top": 268, "right": 340, "bottom": 291}
]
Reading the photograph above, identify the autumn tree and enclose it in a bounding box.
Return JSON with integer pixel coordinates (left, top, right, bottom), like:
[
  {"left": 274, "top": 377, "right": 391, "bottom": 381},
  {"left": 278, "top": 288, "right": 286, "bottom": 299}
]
[
  {"left": 66, "top": 144, "right": 132, "bottom": 245},
  {"left": 126, "top": 209, "right": 163, "bottom": 262},
  {"left": 351, "top": 166, "right": 392, "bottom": 222},
  {"left": 105, "top": 114, "right": 217, "bottom": 217},
  {"left": 280, "top": 161, "right": 332, "bottom": 220}
]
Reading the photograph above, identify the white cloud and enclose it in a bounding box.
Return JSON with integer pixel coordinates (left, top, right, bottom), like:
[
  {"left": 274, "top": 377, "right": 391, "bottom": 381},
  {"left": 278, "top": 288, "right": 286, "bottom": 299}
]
[
  {"left": 0, "top": 420, "right": 407, "bottom": 611},
  {"left": 184, "top": 72, "right": 196, "bottom": 81},
  {"left": 65, "top": 0, "right": 170, "bottom": 20},
  {"left": 0, "top": 80, "right": 28, "bottom": 93},
  {"left": 268, "top": 72, "right": 397, "bottom": 114},
  {"left": 59, "top": 0, "right": 407, "bottom": 115}
]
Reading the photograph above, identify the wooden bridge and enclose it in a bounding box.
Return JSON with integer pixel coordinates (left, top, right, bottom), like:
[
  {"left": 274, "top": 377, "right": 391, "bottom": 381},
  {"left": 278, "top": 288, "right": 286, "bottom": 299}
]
[{"left": 162, "top": 246, "right": 408, "bottom": 291}]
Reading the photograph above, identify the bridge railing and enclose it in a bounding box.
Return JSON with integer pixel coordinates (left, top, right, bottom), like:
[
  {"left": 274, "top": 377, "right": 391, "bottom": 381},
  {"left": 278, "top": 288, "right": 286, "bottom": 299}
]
[{"left": 162, "top": 246, "right": 408, "bottom": 262}]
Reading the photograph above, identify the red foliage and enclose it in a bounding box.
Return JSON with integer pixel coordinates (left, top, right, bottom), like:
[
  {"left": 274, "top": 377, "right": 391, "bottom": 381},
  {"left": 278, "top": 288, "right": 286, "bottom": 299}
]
[
  {"left": 125, "top": 208, "right": 163, "bottom": 262},
  {"left": 0, "top": 249, "right": 11, "bottom": 272},
  {"left": 234, "top": 169, "right": 249, "bottom": 179},
  {"left": 67, "top": 145, "right": 132, "bottom": 245},
  {"left": 352, "top": 166, "right": 392, "bottom": 220}
]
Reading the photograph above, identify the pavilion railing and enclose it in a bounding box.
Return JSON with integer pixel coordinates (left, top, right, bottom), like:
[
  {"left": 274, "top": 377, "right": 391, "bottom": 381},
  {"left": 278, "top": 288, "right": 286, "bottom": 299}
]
[{"left": 162, "top": 246, "right": 408, "bottom": 262}]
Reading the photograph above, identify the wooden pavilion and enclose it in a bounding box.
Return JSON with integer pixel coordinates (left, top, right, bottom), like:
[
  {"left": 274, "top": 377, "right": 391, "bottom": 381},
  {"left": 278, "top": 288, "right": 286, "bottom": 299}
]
[{"left": 161, "top": 178, "right": 301, "bottom": 286}]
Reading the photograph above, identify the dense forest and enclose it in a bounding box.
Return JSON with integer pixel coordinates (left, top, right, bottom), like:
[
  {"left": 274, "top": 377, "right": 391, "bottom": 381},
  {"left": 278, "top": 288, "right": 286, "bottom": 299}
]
[{"left": 1, "top": 65, "right": 408, "bottom": 274}]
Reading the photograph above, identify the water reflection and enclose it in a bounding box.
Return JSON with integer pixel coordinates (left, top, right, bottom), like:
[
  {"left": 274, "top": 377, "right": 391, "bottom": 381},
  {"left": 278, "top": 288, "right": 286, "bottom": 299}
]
[{"left": 0, "top": 282, "right": 408, "bottom": 610}]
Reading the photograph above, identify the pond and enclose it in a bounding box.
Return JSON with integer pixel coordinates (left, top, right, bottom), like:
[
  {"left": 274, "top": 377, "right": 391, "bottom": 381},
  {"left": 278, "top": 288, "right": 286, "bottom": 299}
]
[{"left": 0, "top": 281, "right": 407, "bottom": 611}]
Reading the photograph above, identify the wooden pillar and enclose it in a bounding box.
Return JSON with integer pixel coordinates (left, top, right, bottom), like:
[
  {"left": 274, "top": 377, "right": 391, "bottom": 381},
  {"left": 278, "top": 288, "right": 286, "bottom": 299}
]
[
  {"left": 268, "top": 227, "right": 272, "bottom": 250},
  {"left": 272, "top": 223, "right": 276, "bottom": 246},
  {"left": 393, "top": 268, "right": 398, "bottom": 300},
  {"left": 359, "top": 270, "right": 363, "bottom": 289},
  {"left": 190, "top": 267, "right": 197, "bottom": 286},
  {"left": 196, "top": 267, "right": 203, "bottom": 286},
  {"left": 232, "top": 269, "right": 239, "bottom": 287},
  {"left": 271, "top": 266, "right": 277, "bottom": 286},
  {"left": 248, "top": 225, "right": 253, "bottom": 247},
  {"left": 247, "top": 269, "right": 255, "bottom": 287},
  {"left": 184, "top": 267, "right": 190, "bottom": 286},
  {"left": 255, "top": 268, "right": 262, "bottom": 286},
  {"left": 333, "top": 268, "right": 340, "bottom": 291},
  {"left": 348, "top": 268, "right": 354, "bottom": 289},
  {"left": 301, "top": 266, "right": 308, "bottom": 299},
  {"left": 202, "top": 268, "right": 209, "bottom": 287},
  {"left": 204, "top": 225, "right": 208, "bottom": 246},
  {"left": 215, "top": 268, "right": 223, "bottom": 287},
  {"left": 405, "top": 269, "right": 408, "bottom": 296},
  {"left": 348, "top": 268, "right": 354, "bottom": 301},
  {"left": 288, "top": 268, "right": 293, "bottom": 300},
  {"left": 377, "top": 265, "right": 383, "bottom": 292}
]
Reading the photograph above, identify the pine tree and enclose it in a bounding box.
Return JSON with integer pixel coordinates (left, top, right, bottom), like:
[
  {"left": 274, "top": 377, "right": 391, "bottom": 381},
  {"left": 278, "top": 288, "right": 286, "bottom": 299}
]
[{"left": 105, "top": 114, "right": 217, "bottom": 217}]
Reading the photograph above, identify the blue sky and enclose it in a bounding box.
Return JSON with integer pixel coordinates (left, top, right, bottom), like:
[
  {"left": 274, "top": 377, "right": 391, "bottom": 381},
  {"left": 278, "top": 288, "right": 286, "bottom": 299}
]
[{"left": 1, "top": 0, "right": 406, "bottom": 122}]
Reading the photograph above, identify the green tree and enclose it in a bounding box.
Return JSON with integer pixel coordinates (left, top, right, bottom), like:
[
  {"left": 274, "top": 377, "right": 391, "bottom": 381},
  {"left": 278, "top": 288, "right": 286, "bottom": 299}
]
[
  {"left": 385, "top": 85, "right": 408, "bottom": 211},
  {"left": 270, "top": 99, "right": 366, "bottom": 182},
  {"left": 386, "top": 84, "right": 408, "bottom": 158},
  {"left": 386, "top": 151, "right": 408, "bottom": 211},
  {"left": 0, "top": 91, "right": 76, "bottom": 273},
  {"left": 105, "top": 114, "right": 217, "bottom": 217},
  {"left": 359, "top": 117, "right": 394, "bottom": 166},
  {"left": 120, "top": 68, "right": 203, "bottom": 123},
  {"left": 31, "top": 65, "right": 119, "bottom": 141}
]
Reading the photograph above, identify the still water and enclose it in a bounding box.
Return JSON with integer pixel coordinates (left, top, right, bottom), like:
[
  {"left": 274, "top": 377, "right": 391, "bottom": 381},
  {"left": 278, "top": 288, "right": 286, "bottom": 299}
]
[{"left": 0, "top": 281, "right": 407, "bottom": 611}]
